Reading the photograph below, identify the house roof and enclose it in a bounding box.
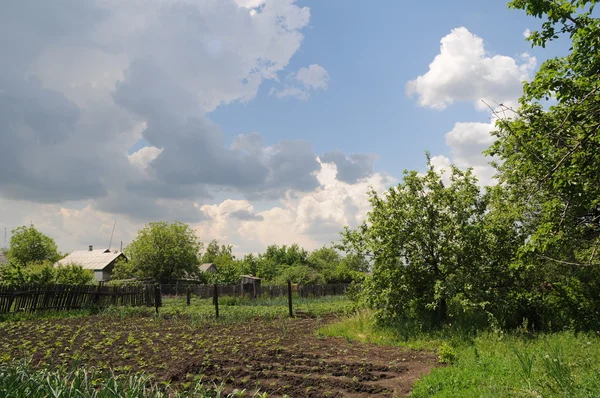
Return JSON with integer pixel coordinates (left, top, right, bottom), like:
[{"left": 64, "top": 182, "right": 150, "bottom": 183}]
[
  {"left": 240, "top": 274, "right": 261, "bottom": 281},
  {"left": 198, "top": 263, "right": 217, "bottom": 272},
  {"left": 0, "top": 251, "right": 7, "bottom": 265},
  {"left": 56, "top": 249, "right": 125, "bottom": 271}
]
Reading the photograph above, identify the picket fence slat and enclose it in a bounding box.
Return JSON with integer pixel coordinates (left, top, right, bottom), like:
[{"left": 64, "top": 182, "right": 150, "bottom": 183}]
[
  {"left": 0, "top": 284, "right": 157, "bottom": 314},
  {"left": 160, "top": 282, "right": 349, "bottom": 299}
]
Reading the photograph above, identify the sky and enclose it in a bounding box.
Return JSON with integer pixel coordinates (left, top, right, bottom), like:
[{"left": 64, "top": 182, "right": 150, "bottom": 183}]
[{"left": 0, "top": 0, "right": 569, "bottom": 254}]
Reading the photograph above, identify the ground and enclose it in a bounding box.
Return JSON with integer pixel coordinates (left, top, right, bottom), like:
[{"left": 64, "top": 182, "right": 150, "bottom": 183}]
[{"left": 0, "top": 312, "right": 437, "bottom": 397}]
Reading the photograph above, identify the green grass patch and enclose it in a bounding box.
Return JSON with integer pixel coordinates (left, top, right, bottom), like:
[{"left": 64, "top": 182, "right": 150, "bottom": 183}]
[
  {"left": 412, "top": 331, "right": 600, "bottom": 397},
  {"left": 317, "top": 309, "right": 470, "bottom": 351},
  {"left": 320, "top": 312, "right": 600, "bottom": 397},
  {"left": 160, "top": 294, "right": 354, "bottom": 322}
]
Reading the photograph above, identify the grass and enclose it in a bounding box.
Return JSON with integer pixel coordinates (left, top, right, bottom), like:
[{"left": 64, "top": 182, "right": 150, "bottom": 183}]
[
  {"left": 159, "top": 294, "right": 354, "bottom": 322},
  {"left": 319, "top": 311, "right": 600, "bottom": 397},
  {"left": 317, "top": 309, "right": 471, "bottom": 351}
]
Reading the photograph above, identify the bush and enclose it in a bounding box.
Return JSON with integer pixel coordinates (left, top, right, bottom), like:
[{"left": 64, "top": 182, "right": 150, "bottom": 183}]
[{"left": 0, "top": 261, "right": 93, "bottom": 287}]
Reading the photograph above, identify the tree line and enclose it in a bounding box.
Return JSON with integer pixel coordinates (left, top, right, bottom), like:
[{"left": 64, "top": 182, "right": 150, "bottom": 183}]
[
  {"left": 0, "top": 222, "right": 368, "bottom": 288},
  {"left": 110, "top": 221, "right": 369, "bottom": 286}
]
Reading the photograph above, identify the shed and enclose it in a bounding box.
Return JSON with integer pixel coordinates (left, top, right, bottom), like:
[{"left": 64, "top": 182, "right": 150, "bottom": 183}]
[
  {"left": 198, "top": 263, "right": 218, "bottom": 273},
  {"left": 240, "top": 275, "right": 261, "bottom": 298},
  {"left": 55, "top": 245, "right": 127, "bottom": 282}
]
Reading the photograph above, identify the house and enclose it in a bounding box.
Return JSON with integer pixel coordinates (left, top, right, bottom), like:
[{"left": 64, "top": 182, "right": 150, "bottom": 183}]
[
  {"left": 0, "top": 251, "right": 7, "bottom": 266},
  {"left": 198, "top": 263, "right": 218, "bottom": 273},
  {"left": 55, "top": 245, "right": 127, "bottom": 282}
]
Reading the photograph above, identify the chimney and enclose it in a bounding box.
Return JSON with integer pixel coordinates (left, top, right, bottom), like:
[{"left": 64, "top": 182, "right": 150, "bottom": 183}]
[{"left": 89, "top": 245, "right": 93, "bottom": 251}]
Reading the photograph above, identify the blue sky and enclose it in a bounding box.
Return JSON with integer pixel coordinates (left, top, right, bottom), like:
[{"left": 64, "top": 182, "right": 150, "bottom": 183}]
[
  {"left": 0, "top": 0, "right": 573, "bottom": 253},
  {"left": 210, "top": 0, "right": 563, "bottom": 178}
]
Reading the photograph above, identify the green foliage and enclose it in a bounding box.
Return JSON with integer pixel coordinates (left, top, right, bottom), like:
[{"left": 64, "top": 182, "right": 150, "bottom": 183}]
[
  {"left": 125, "top": 222, "right": 203, "bottom": 283},
  {"left": 273, "top": 265, "right": 326, "bottom": 285},
  {"left": 437, "top": 342, "right": 457, "bottom": 364},
  {"left": 111, "top": 257, "right": 137, "bottom": 280},
  {"left": 0, "top": 261, "right": 92, "bottom": 287},
  {"left": 193, "top": 240, "right": 368, "bottom": 286},
  {"left": 55, "top": 264, "right": 94, "bottom": 285},
  {"left": 6, "top": 224, "right": 60, "bottom": 266},
  {"left": 485, "top": 0, "right": 600, "bottom": 330},
  {"left": 341, "top": 157, "right": 511, "bottom": 327}
]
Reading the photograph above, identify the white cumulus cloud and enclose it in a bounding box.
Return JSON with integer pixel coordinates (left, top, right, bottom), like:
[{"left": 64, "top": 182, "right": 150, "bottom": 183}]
[
  {"left": 408, "top": 27, "right": 537, "bottom": 186},
  {"left": 406, "top": 27, "right": 536, "bottom": 111},
  {"left": 128, "top": 146, "right": 163, "bottom": 170},
  {"left": 271, "top": 64, "right": 330, "bottom": 99}
]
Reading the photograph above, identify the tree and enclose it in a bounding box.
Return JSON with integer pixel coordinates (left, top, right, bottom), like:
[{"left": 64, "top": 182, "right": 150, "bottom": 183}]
[
  {"left": 308, "top": 247, "right": 341, "bottom": 272},
  {"left": 490, "top": 0, "right": 599, "bottom": 267},
  {"left": 7, "top": 225, "right": 60, "bottom": 266},
  {"left": 200, "top": 239, "right": 234, "bottom": 264},
  {"left": 341, "top": 159, "right": 500, "bottom": 326},
  {"left": 274, "top": 265, "right": 326, "bottom": 285},
  {"left": 486, "top": 0, "right": 600, "bottom": 329},
  {"left": 111, "top": 257, "right": 137, "bottom": 280},
  {"left": 307, "top": 247, "right": 369, "bottom": 283},
  {"left": 125, "top": 222, "right": 202, "bottom": 283},
  {"left": 54, "top": 264, "right": 94, "bottom": 285}
]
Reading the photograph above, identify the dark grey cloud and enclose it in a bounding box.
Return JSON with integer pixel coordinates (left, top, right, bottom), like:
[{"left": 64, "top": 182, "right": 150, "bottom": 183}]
[
  {"left": 230, "top": 209, "right": 264, "bottom": 221},
  {"left": 114, "top": 59, "right": 321, "bottom": 197},
  {"left": 262, "top": 140, "right": 321, "bottom": 193},
  {"left": 0, "top": 76, "right": 109, "bottom": 202},
  {"left": 320, "top": 150, "right": 376, "bottom": 184},
  {"left": 95, "top": 193, "right": 211, "bottom": 224}
]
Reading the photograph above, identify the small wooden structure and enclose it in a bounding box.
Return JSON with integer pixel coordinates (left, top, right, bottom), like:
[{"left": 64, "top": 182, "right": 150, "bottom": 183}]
[{"left": 240, "top": 275, "right": 261, "bottom": 299}]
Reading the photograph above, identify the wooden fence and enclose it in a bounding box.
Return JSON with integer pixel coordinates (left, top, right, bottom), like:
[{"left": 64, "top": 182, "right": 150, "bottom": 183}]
[
  {"left": 0, "top": 284, "right": 156, "bottom": 314},
  {"left": 160, "top": 283, "right": 350, "bottom": 299}
]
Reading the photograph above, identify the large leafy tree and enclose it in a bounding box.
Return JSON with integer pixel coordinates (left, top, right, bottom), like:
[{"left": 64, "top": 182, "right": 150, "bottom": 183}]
[
  {"left": 486, "top": 0, "right": 600, "bottom": 329},
  {"left": 125, "top": 222, "right": 203, "bottom": 283},
  {"left": 341, "top": 160, "right": 510, "bottom": 326},
  {"left": 7, "top": 225, "right": 60, "bottom": 266},
  {"left": 490, "top": 0, "right": 599, "bottom": 266}
]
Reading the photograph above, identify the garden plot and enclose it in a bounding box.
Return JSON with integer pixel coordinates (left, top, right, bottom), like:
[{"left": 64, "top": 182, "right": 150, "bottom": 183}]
[{"left": 0, "top": 315, "right": 436, "bottom": 397}]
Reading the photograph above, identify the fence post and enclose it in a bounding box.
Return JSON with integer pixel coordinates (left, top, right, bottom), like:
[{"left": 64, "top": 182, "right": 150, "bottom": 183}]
[
  {"left": 154, "top": 284, "right": 161, "bottom": 314},
  {"left": 186, "top": 287, "right": 191, "bottom": 306},
  {"left": 213, "top": 284, "right": 219, "bottom": 318},
  {"left": 288, "top": 280, "right": 293, "bottom": 318}
]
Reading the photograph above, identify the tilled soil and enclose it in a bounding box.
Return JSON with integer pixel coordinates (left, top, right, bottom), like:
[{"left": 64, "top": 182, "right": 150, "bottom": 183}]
[{"left": 0, "top": 315, "right": 437, "bottom": 397}]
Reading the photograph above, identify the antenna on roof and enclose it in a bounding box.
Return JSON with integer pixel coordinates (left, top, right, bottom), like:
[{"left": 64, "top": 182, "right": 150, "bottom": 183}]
[{"left": 108, "top": 219, "right": 116, "bottom": 250}]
